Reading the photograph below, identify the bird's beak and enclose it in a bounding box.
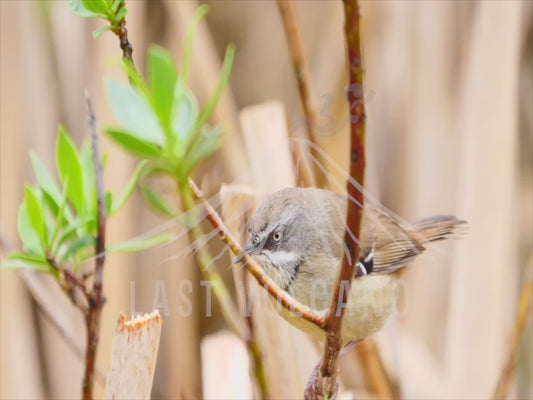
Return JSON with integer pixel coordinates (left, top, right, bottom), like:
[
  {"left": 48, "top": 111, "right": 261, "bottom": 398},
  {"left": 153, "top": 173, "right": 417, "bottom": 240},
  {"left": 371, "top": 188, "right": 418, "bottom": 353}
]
[{"left": 233, "top": 242, "right": 258, "bottom": 265}]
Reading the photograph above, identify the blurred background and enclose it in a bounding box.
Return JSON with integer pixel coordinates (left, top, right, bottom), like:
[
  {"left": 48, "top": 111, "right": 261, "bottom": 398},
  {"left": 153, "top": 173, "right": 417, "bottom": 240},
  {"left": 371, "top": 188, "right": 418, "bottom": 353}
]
[{"left": 1, "top": 0, "right": 531, "bottom": 399}]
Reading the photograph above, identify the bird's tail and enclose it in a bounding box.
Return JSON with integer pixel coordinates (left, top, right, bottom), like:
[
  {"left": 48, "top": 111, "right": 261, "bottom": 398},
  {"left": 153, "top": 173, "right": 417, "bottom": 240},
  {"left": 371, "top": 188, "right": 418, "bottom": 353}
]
[{"left": 409, "top": 215, "right": 467, "bottom": 243}]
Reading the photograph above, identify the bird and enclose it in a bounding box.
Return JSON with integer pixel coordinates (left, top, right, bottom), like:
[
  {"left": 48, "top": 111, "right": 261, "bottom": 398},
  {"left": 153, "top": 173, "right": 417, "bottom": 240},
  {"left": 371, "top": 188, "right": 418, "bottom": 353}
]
[{"left": 234, "top": 187, "right": 466, "bottom": 342}]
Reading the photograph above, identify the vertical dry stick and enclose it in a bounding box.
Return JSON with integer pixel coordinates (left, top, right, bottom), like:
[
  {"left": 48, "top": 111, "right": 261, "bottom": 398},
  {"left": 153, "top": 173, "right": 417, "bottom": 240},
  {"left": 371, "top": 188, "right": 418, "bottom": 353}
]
[
  {"left": 493, "top": 254, "right": 533, "bottom": 400},
  {"left": 178, "top": 182, "right": 245, "bottom": 339},
  {"left": 315, "top": 0, "right": 366, "bottom": 397},
  {"left": 83, "top": 94, "right": 107, "bottom": 400},
  {"left": 356, "top": 339, "right": 396, "bottom": 399},
  {"left": 276, "top": 0, "right": 326, "bottom": 188},
  {"left": 19, "top": 270, "right": 108, "bottom": 385}
]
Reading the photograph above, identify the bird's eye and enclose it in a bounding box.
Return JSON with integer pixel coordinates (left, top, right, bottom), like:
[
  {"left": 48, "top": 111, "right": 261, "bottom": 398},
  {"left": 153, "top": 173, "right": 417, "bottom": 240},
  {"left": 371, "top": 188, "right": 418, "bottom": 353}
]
[{"left": 272, "top": 232, "right": 282, "bottom": 241}]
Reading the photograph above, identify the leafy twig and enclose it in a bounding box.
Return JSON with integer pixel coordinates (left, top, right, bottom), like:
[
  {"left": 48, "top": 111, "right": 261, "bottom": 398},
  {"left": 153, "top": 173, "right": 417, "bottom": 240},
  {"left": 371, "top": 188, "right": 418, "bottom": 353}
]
[
  {"left": 276, "top": 0, "right": 326, "bottom": 188},
  {"left": 46, "top": 252, "right": 88, "bottom": 296},
  {"left": 18, "top": 270, "right": 107, "bottom": 385},
  {"left": 1, "top": 230, "right": 106, "bottom": 384},
  {"left": 46, "top": 252, "right": 90, "bottom": 314},
  {"left": 493, "top": 254, "right": 533, "bottom": 400},
  {"left": 102, "top": 4, "right": 326, "bottom": 395},
  {"left": 315, "top": 1, "right": 366, "bottom": 397},
  {"left": 82, "top": 94, "right": 107, "bottom": 400},
  {"left": 103, "top": 6, "right": 274, "bottom": 395}
]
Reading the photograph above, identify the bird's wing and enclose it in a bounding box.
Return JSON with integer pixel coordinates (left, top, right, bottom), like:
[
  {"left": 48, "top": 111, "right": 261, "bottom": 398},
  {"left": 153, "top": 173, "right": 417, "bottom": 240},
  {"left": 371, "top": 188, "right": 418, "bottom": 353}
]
[
  {"left": 327, "top": 193, "right": 463, "bottom": 276},
  {"left": 356, "top": 207, "right": 425, "bottom": 276}
]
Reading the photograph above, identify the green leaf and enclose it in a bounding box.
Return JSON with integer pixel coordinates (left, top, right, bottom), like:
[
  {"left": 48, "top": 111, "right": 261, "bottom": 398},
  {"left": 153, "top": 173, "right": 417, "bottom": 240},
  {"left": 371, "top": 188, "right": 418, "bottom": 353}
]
[
  {"left": 93, "top": 25, "right": 112, "bottom": 38},
  {"left": 56, "top": 126, "right": 85, "bottom": 214},
  {"left": 108, "top": 233, "right": 173, "bottom": 253},
  {"left": 181, "top": 5, "right": 209, "bottom": 85},
  {"left": 195, "top": 44, "right": 235, "bottom": 130},
  {"left": 50, "top": 178, "right": 70, "bottom": 249},
  {"left": 32, "top": 152, "right": 74, "bottom": 224},
  {"left": 172, "top": 88, "right": 199, "bottom": 148},
  {"left": 148, "top": 45, "right": 178, "bottom": 133},
  {"left": 30, "top": 152, "right": 62, "bottom": 206},
  {"left": 9, "top": 252, "right": 47, "bottom": 263},
  {"left": 55, "top": 216, "right": 94, "bottom": 250},
  {"left": 69, "top": 0, "right": 106, "bottom": 18},
  {"left": 18, "top": 199, "right": 44, "bottom": 256},
  {"left": 1, "top": 254, "right": 50, "bottom": 273},
  {"left": 111, "top": 0, "right": 123, "bottom": 13},
  {"left": 105, "top": 191, "right": 113, "bottom": 216},
  {"left": 107, "top": 80, "right": 165, "bottom": 146},
  {"left": 82, "top": 0, "right": 110, "bottom": 16},
  {"left": 41, "top": 189, "right": 73, "bottom": 226},
  {"left": 59, "top": 235, "right": 95, "bottom": 264},
  {"left": 140, "top": 185, "right": 177, "bottom": 217},
  {"left": 121, "top": 59, "right": 145, "bottom": 91},
  {"left": 80, "top": 143, "right": 96, "bottom": 216},
  {"left": 70, "top": 0, "right": 104, "bottom": 17},
  {"left": 102, "top": 151, "right": 109, "bottom": 171},
  {"left": 106, "top": 128, "right": 162, "bottom": 158},
  {"left": 111, "top": 160, "right": 148, "bottom": 215},
  {"left": 24, "top": 185, "right": 48, "bottom": 247},
  {"left": 41, "top": 190, "right": 59, "bottom": 216},
  {"left": 115, "top": 6, "right": 128, "bottom": 21},
  {"left": 181, "top": 125, "right": 223, "bottom": 178}
]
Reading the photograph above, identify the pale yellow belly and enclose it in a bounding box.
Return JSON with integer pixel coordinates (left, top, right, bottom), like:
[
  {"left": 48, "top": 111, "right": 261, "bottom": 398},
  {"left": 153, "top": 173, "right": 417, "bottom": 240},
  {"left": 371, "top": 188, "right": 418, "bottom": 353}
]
[{"left": 276, "top": 274, "right": 399, "bottom": 342}]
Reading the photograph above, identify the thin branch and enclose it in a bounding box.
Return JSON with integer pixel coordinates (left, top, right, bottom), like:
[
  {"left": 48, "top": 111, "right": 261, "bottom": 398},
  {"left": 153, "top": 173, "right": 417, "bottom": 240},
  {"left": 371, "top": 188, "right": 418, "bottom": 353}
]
[
  {"left": 178, "top": 182, "right": 246, "bottom": 339},
  {"left": 220, "top": 187, "right": 272, "bottom": 399},
  {"left": 188, "top": 178, "right": 327, "bottom": 329},
  {"left": 276, "top": 0, "right": 326, "bottom": 188},
  {"left": 83, "top": 93, "right": 107, "bottom": 400},
  {"left": 493, "top": 253, "right": 533, "bottom": 400},
  {"left": 278, "top": 5, "right": 394, "bottom": 396},
  {"left": 315, "top": 1, "right": 366, "bottom": 397},
  {"left": 88, "top": 93, "right": 106, "bottom": 299},
  {"left": 18, "top": 270, "right": 107, "bottom": 385},
  {"left": 111, "top": 19, "right": 134, "bottom": 65},
  {"left": 0, "top": 229, "right": 108, "bottom": 386},
  {"left": 45, "top": 251, "right": 89, "bottom": 308}
]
